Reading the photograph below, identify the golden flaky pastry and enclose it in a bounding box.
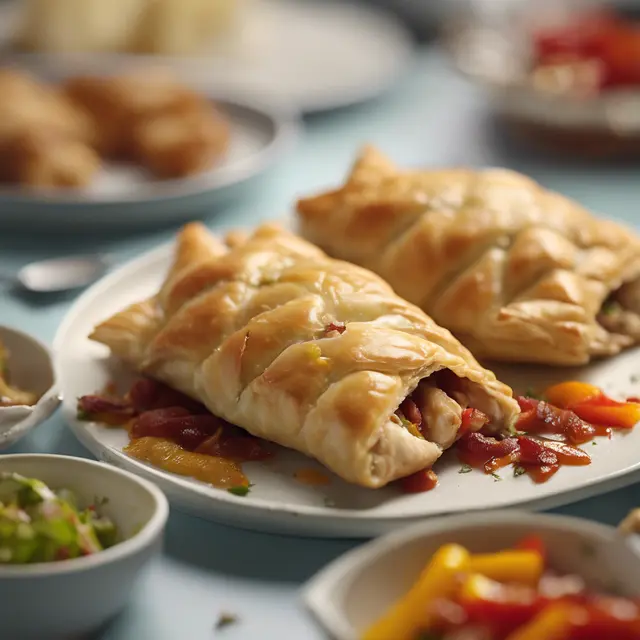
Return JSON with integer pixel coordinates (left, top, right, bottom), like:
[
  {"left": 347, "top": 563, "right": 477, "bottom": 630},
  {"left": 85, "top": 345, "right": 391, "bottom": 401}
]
[
  {"left": 297, "top": 147, "right": 640, "bottom": 366},
  {"left": 90, "top": 223, "right": 518, "bottom": 488}
]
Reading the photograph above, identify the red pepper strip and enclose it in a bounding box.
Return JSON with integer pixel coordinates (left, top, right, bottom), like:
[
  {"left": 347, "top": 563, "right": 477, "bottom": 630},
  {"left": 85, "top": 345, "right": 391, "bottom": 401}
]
[
  {"left": 526, "top": 464, "right": 560, "bottom": 484},
  {"left": 567, "top": 601, "right": 640, "bottom": 640},
  {"left": 400, "top": 469, "right": 438, "bottom": 494},
  {"left": 516, "top": 399, "right": 596, "bottom": 445},
  {"left": 515, "top": 536, "right": 548, "bottom": 565},
  {"left": 535, "top": 440, "right": 591, "bottom": 466},
  {"left": 485, "top": 449, "right": 520, "bottom": 474}
]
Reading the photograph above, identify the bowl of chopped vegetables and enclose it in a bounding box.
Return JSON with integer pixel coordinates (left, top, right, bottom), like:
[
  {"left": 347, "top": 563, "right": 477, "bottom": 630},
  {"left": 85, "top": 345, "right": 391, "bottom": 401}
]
[
  {"left": 0, "top": 453, "right": 169, "bottom": 640},
  {"left": 0, "top": 325, "right": 61, "bottom": 448},
  {"left": 303, "top": 510, "right": 640, "bottom": 640}
]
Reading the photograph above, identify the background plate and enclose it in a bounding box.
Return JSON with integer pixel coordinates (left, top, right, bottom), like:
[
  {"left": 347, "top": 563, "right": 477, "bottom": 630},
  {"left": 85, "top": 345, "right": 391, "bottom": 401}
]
[
  {"left": 55, "top": 229, "right": 640, "bottom": 537},
  {"left": 0, "top": 0, "right": 415, "bottom": 114},
  {"left": 0, "top": 97, "right": 300, "bottom": 230}
]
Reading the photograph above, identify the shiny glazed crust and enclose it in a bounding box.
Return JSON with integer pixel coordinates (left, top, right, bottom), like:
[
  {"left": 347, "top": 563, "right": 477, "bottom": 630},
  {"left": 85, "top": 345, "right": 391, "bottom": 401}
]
[
  {"left": 296, "top": 146, "right": 640, "bottom": 365},
  {"left": 90, "top": 223, "right": 518, "bottom": 488}
]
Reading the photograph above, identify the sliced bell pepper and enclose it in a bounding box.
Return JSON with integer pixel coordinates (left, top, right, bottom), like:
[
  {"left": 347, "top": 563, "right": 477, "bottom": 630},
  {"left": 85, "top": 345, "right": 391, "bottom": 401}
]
[
  {"left": 544, "top": 382, "right": 602, "bottom": 409},
  {"left": 468, "top": 550, "right": 544, "bottom": 586},
  {"left": 458, "top": 574, "right": 549, "bottom": 634},
  {"left": 571, "top": 400, "right": 640, "bottom": 430},
  {"left": 361, "top": 544, "right": 470, "bottom": 640},
  {"left": 505, "top": 603, "right": 582, "bottom": 640},
  {"left": 515, "top": 535, "right": 547, "bottom": 565}
]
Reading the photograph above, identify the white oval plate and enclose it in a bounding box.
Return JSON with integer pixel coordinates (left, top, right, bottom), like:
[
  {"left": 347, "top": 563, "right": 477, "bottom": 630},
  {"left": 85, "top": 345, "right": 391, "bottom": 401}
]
[
  {"left": 0, "top": 96, "right": 300, "bottom": 230},
  {"left": 0, "top": 0, "right": 414, "bottom": 114},
  {"left": 303, "top": 511, "right": 640, "bottom": 640},
  {"left": 54, "top": 228, "right": 640, "bottom": 537}
]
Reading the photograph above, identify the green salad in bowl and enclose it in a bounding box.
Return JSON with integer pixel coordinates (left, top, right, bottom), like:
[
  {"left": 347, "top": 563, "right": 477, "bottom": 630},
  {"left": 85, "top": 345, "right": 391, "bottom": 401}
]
[{"left": 0, "top": 472, "right": 118, "bottom": 564}]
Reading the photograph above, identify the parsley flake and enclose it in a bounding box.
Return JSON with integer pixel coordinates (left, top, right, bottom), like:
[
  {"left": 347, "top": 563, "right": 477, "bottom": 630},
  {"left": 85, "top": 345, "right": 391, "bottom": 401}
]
[
  {"left": 215, "top": 612, "right": 238, "bottom": 630},
  {"left": 491, "top": 472, "right": 502, "bottom": 482},
  {"left": 513, "top": 466, "right": 526, "bottom": 478},
  {"left": 458, "top": 464, "right": 473, "bottom": 474}
]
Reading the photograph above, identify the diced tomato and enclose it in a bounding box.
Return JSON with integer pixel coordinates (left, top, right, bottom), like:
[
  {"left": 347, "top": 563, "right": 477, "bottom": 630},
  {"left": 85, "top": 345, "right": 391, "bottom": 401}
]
[
  {"left": 568, "top": 599, "right": 640, "bottom": 640},
  {"left": 517, "top": 436, "right": 558, "bottom": 467},
  {"left": 457, "top": 433, "right": 520, "bottom": 468},
  {"left": 599, "top": 27, "right": 640, "bottom": 87},
  {"left": 399, "top": 397, "right": 423, "bottom": 429},
  {"left": 400, "top": 469, "right": 438, "bottom": 494},
  {"left": 460, "top": 408, "right": 489, "bottom": 437},
  {"left": 195, "top": 434, "right": 271, "bottom": 462},
  {"left": 128, "top": 378, "right": 206, "bottom": 414},
  {"left": 130, "top": 407, "right": 224, "bottom": 449}
]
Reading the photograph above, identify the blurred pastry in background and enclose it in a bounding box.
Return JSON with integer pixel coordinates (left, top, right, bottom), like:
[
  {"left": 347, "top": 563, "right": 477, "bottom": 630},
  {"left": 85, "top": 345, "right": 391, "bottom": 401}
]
[
  {"left": 132, "top": 105, "right": 231, "bottom": 178},
  {"left": 0, "top": 129, "right": 101, "bottom": 189},
  {"left": 64, "top": 71, "right": 231, "bottom": 177},
  {"left": 0, "top": 67, "right": 230, "bottom": 188},
  {"left": 137, "top": 0, "right": 244, "bottom": 55},
  {"left": 16, "top": 0, "right": 245, "bottom": 56},
  {"left": 0, "top": 69, "right": 94, "bottom": 145}
]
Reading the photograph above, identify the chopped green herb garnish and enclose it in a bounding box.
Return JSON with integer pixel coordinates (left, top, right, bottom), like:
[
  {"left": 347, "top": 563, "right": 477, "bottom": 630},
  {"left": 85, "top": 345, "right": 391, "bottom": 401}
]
[
  {"left": 592, "top": 441, "right": 597, "bottom": 446},
  {"left": 76, "top": 409, "right": 89, "bottom": 421},
  {"left": 525, "top": 387, "right": 545, "bottom": 401},
  {"left": 513, "top": 466, "right": 526, "bottom": 478},
  {"left": 227, "top": 486, "right": 250, "bottom": 497},
  {"left": 458, "top": 464, "right": 472, "bottom": 474},
  {"left": 215, "top": 612, "right": 238, "bottom": 630},
  {"left": 491, "top": 472, "right": 502, "bottom": 482}
]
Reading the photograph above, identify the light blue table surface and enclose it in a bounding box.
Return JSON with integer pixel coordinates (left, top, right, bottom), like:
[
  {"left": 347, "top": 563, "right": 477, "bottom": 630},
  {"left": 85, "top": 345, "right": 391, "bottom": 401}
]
[{"left": 2, "top": 46, "right": 640, "bottom": 640}]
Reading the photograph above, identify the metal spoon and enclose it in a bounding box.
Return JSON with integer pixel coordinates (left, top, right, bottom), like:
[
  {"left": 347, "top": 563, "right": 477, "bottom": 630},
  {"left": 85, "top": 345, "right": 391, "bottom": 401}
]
[{"left": 1, "top": 255, "right": 111, "bottom": 294}]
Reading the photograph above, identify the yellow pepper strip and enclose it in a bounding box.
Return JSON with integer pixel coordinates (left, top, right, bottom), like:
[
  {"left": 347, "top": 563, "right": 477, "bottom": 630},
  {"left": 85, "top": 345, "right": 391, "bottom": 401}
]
[
  {"left": 573, "top": 402, "right": 640, "bottom": 429},
  {"left": 467, "top": 550, "right": 544, "bottom": 586},
  {"left": 505, "top": 603, "right": 581, "bottom": 640},
  {"left": 458, "top": 573, "right": 503, "bottom": 601},
  {"left": 544, "top": 381, "right": 601, "bottom": 409},
  {"left": 361, "top": 544, "right": 470, "bottom": 640}
]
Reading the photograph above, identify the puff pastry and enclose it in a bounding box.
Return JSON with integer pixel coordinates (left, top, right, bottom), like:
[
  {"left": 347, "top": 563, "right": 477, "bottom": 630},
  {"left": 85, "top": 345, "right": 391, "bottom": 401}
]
[
  {"left": 297, "top": 146, "right": 640, "bottom": 366},
  {"left": 90, "top": 223, "right": 518, "bottom": 488}
]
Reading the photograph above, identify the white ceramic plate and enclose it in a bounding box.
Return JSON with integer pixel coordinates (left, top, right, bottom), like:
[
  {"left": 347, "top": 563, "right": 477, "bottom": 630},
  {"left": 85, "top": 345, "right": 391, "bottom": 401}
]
[
  {"left": 0, "top": 96, "right": 300, "bottom": 230},
  {"left": 0, "top": 0, "right": 414, "bottom": 114},
  {"left": 54, "top": 229, "right": 640, "bottom": 538},
  {"left": 303, "top": 511, "right": 640, "bottom": 640},
  {"left": 0, "top": 325, "right": 61, "bottom": 449}
]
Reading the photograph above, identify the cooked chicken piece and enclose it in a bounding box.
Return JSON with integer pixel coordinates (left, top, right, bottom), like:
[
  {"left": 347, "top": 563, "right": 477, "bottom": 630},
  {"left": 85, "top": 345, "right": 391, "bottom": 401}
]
[{"left": 414, "top": 382, "right": 462, "bottom": 449}]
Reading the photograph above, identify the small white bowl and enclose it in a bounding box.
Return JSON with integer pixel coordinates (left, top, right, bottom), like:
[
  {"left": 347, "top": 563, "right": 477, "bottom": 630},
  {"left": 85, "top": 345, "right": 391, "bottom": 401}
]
[
  {"left": 303, "top": 511, "right": 640, "bottom": 640},
  {"left": 0, "top": 454, "right": 169, "bottom": 640},
  {"left": 0, "top": 325, "right": 61, "bottom": 448}
]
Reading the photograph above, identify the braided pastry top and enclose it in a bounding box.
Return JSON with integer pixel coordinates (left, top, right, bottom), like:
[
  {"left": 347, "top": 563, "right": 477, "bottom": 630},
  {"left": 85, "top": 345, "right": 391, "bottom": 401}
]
[
  {"left": 297, "top": 146, "right": 640, "bottom": 365},
  {"left": 90, "top": 222, "right": 518, "bottom": 488}
]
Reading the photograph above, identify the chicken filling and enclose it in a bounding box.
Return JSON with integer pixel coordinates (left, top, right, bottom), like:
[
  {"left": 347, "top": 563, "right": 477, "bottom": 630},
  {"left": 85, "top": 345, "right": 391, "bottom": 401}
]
[
  {"left": 391, "top": 370, "right": 497, "bottom": 450},
  {"left": 597, "top": 279, "right": 640, "bottom": 341}
]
